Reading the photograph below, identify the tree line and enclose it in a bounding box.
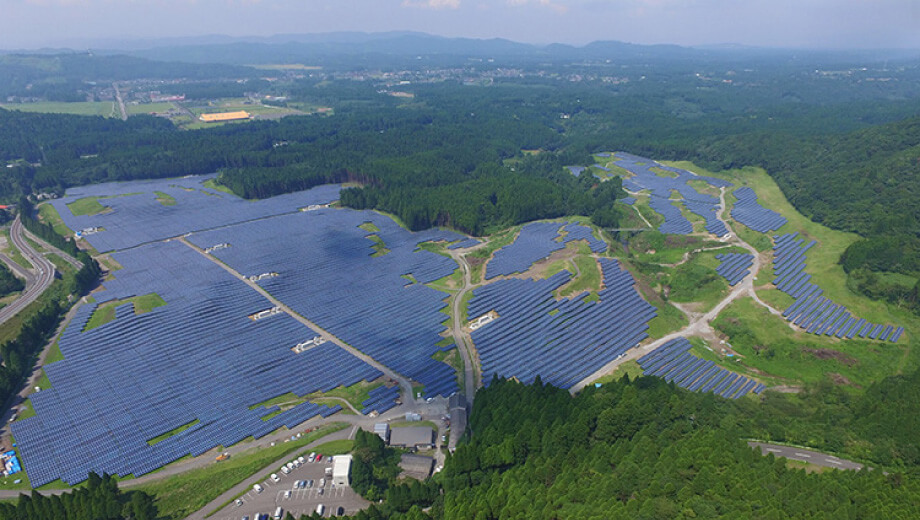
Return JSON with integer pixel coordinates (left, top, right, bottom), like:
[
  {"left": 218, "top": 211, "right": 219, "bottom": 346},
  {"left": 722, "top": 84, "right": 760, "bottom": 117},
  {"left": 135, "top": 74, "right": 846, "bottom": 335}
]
[{"left": 0, "top": 472, "right": 155, "bottom": 520}]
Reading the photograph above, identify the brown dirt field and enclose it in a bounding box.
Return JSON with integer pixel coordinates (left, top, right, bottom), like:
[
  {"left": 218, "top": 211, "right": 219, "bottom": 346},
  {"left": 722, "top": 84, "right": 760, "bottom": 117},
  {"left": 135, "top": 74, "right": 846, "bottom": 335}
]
[{"left": 802, "top": 348, "right": 858, "bottom": 367}]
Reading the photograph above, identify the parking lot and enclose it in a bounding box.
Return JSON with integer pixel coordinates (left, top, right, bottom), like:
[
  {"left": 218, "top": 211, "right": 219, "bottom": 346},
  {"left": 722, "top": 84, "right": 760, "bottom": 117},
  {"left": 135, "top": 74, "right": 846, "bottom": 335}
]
[{"left": 215, "top": 454, "right": 369, "bottom": 520}]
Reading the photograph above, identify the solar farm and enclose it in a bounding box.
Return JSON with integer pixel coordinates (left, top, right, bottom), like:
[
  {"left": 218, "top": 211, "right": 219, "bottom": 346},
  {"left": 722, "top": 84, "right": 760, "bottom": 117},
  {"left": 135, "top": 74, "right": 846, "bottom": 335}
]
[
  {"left": 11, "top": 149, "right": 906, "bottom": 490},
  {"left": 14, "top": 177, "right": 469, "bottom": 486},
  {"left": 637, "top": 338, "right": 765, "bottom": 399},
  {"left": 772, "top": 233, "right": 903, "bottom": 342},
  {"left": 612, "top": 152, "right": 732, "bottom": 237},
  {"left": 469, "top": 258, "right": 656, "bottom": 389}
]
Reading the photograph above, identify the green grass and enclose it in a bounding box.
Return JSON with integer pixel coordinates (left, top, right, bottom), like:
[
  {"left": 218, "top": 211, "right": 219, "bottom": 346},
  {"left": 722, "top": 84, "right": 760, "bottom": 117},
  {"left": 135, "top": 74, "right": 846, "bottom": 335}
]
[
  {"left": 310, "top": 439, "right": 354, "bottom": 456},
  {"left": 756, "top": 288, "right": 796, "bottom": 311},
  {"left": 37, "top": 203, "right": 74, "bottom": 237},
  {"left": 148, "top": 420, "right": 201, "bottom": 446},
  {"left": 1, "top": 101, "right": 117, "bottom": 117},
  {"left": 366, "top": 235, "right": 390, "bottom": 257},
  {"left": 83, "top": 293, "right": 166, "bottom": 331},
  {"left": 359, "top": 222, "right": 381, "bottom": 233},
  {"left": 621, "top": 259, "right": 688, "bottom": 339},
  {"left": 592, "top": 360, "right": 645, "bottom": 385},
  {"left": 0, "top": 229, "right": 33, "bottom": 271},
  {"left": 154, "top": 191, "right": 177, "bottom": 206},
  {"left": 427, "top": 267, "right": 463, "bottom": 293},
  {"left": 666, "top": 252, "right": 731, "bottom": 312},
  {"left": 305, "top": 379, "right": 386, "bottom": 411},
  {"left": 125, "top": 102, "right": 175, "bottom": 116},
  {"left": 558, "top": 256, "right": 602, "bottom": 298},
  {"left": 66, "top": 197, "right": 109, "bottom": 216},
  {"left": 45, "top": 341, "right": 64, "bottom": 364},
  {"left": 136, "top": 423, "right": 347, "bottom": 520},
  {"left": 202, "top": 178, "right": 237, "bottom": 196},
  {"left": 712, "top": 297, "right": 906, "bottom": 388},
  {"left": 417, "top": 240, "right": 452, "bottom": 258},
  {"left": 633, "top": 196, "right": 665, "bottom": 229}
]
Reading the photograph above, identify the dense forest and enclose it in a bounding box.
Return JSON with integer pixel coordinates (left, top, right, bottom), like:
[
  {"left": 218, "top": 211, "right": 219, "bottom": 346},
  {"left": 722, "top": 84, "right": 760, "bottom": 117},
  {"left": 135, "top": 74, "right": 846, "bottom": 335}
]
[
  {"left": 287, "top": 376, "right": 920, "bottom": 519},
  {"left": 0, "top": 473, "right": 155, "bottom": 520}
]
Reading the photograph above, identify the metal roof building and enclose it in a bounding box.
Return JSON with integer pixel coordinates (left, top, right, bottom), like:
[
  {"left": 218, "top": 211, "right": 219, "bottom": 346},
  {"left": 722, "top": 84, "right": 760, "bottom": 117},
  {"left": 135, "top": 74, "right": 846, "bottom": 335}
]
[
  {"left": 389, "top": 426, "right": 434, "bottom": 450},
  {"left": 198, "top": 110, "right": 251, "bottom": 122},
  {"left": 332, "top": 454, "right": 352, "bottom": 487}
]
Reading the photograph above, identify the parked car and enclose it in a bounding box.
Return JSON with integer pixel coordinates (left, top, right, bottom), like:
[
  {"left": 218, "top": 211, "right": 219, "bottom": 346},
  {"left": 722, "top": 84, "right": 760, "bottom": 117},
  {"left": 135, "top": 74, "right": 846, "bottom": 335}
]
[{"left": 270, "top": 473, "right": 280, "bottom": 483}]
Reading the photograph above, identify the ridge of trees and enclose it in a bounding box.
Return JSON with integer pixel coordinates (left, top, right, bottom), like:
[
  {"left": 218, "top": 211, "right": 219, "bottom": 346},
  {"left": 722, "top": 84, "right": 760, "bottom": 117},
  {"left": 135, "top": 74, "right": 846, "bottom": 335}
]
[{"left": 0, "top": 472, "right": 156, "bottom": 520}]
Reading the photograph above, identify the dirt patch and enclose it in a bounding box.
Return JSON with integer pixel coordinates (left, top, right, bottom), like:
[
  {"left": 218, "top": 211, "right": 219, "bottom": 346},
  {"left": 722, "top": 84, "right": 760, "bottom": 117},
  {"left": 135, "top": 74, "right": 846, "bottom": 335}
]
[
  {"left": 802, "top": 348, "right": 858, "bottom": 367},
  {"left": 769, "top": 385, "right": 804, "bottom": 393},
  {"left": 827, "top": 373, "right": 861, "bottom": 388},
  {"left": 516, "top": 242, "right": 578, "bottom": 280}
]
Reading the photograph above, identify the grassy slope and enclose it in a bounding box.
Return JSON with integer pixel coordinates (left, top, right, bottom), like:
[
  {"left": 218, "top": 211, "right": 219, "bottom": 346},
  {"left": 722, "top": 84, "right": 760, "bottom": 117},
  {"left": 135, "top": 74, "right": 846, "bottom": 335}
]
[
  {"left": 136, "top": 423, "right": 348, "bottom": 520},
  {"left": 662, "top": 160, "right": 918, "bottom": 384}
]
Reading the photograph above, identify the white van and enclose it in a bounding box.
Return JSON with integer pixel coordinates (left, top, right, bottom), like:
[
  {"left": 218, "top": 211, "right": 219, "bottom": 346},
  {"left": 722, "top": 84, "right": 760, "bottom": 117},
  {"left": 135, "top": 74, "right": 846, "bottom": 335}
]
[
  {"left": 273, "top": 506, "right": 284, "bottom": 519},
  {"left": 315, "top": 504, "right": 325, "bottom": 515}
]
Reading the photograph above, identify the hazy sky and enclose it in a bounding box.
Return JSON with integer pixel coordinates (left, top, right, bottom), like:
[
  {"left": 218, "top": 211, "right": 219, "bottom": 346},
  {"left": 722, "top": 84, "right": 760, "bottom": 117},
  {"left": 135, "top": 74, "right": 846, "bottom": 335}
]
[{"left": 3, "top": 0, "right": 920, "bottom": 50}]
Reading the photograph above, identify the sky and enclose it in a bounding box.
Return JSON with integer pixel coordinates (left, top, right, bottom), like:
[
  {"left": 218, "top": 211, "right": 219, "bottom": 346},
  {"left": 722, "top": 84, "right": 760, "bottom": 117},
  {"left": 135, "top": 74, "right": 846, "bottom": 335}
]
[{"left": 2, "top": 0, "right": 920, "bottom": 50}]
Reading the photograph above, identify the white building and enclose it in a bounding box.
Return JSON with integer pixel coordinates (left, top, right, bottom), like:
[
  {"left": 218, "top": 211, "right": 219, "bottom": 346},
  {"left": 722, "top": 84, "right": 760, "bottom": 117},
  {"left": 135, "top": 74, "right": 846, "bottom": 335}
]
[{"left": 332, "top": 454, "right": 353, "bottom": 487}]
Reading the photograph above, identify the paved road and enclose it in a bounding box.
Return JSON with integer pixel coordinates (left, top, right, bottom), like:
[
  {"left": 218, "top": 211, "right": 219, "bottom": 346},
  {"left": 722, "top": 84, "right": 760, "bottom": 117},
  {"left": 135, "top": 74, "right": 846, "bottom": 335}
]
[
  {"left": 748, "top": 441, "right": 865, "bottom": 471},
  {"left": 0, "top": 217, "right": 56, "bottom": 326},
  {"left": 113, "top": 83, "right": 127, "bottom": 121},
  {"left": 447, "top": 247, "right": 481, "bottom": 405},
  {"left": 20, "top": 226, "right": 83, "bottom": 271}
]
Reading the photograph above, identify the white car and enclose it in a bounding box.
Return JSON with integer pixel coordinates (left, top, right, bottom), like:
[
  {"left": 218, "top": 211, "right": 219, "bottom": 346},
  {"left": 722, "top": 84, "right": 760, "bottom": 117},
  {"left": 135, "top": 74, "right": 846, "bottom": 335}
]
[
  {"left": 297, "top": 456, "right": 305, "bottom": 464},
  {"left": 253, "top": 484, "right": 263, "bottom": 493},
  {"left": 270, "top": 473, "right": 280, "bottom": 483},
  {"left": 283, "top": 490, "right": 291, "bottom": 499}
]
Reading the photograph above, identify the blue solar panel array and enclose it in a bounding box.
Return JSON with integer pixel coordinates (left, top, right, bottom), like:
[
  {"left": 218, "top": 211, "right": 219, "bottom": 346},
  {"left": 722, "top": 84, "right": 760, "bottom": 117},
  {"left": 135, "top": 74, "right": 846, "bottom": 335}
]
[
  {"left": 48, "top": 175, "right": 342, "bottom": 252},
  {"left": 731, "top": 187, "right": 787, "bottom": 233},
  {"left": 486, "top": 222, "right": 607, "bottom": 280},
  {"left": 12, "top": 240, "right": 375, "bottom": 487},
  {"left": 715, "top": 253, "right": 754, "bottom": 286},
  {"left": 613, "top": 152, "right": 732, "bottom": 237},
  {"left": 448, "top": 238, "right": 481, "bottom": 250},
  {"left": 620, "top": 197, "right": 636, "bottom": 206},
  {"left": 190, "top": 208, "right": 465, "bottom": 399},
  {"left": 566, "top": 166, "right": 586, "bottom": 176},
  {"left": 361, "top": 385, "right": 401, "bottom": 415},
  {"left": 468, "top": 258, "right": 656, "bottom": 389},
  {"left": 637, "top": 338, "right": 765, "bottom": 398},
  {"left": 772, "top": 233, "right": 903, "bottom": 342}
]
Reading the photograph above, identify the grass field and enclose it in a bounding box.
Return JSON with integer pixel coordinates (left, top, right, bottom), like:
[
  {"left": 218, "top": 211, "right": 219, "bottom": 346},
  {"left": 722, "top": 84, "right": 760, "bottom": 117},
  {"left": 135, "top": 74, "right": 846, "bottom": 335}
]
[
  {"left": 713, "top": 297, "right": 907, "bottom": 389},
  {"left": 202, "top": 178, "right": 236, "bottom": 196},
  {"left": 557, "top": 255, "right": 602, "bottom": 298},
  {"left": 305, "top": 379, "right": 386, "bottom": 411},
  {"left": 136, "top": 423, "right": 347, "bottom": 520},
  {"left": 83, "top": 293, "right": 166, "bottom": 331},
  {"left": 592, "top": 359, "right": 645, "bottom": 385},
  {"left": 125, "top": 102, "right": 175, "bottom": 116},
  {"left": 1, "top": 101, "right": 118, "bottom": 118},
  {"left": 66, "top": 197, "right": 109, "bottom": 217},
  {"left": 155, "top": 191, "right": 177, "bottom": 206},
  {"left": 667, "top": 160, "right": 913, "bottom": 341},
  {"left": 37, "top": 203, "right": 74, "bottom": 237}
]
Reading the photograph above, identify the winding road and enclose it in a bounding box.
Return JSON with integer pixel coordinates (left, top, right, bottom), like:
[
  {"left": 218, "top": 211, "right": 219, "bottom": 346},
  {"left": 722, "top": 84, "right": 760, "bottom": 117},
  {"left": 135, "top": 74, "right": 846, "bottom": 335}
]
[{"left": 0, "top": 217, "right": 56, "bottom": 326}]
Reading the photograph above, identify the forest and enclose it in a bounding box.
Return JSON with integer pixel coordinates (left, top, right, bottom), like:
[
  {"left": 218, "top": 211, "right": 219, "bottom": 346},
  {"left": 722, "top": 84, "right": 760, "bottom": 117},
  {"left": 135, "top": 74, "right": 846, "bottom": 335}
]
[
  {"left": 284, "top": 375, "right": 920, "bottom": 519},
  {"left": 0, "top": 473, "right": 155, "bottom": 520}
]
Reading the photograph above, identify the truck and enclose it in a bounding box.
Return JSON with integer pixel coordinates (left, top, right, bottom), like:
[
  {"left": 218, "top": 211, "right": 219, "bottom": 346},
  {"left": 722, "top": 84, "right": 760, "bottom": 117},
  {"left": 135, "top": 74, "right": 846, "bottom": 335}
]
[{"left": 215, "top": 452, "right": 230, "bottom": 462}]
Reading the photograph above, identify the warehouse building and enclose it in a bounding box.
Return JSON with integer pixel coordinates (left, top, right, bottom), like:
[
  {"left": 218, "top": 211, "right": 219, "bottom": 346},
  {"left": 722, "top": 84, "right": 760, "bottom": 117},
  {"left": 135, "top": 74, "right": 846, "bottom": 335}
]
[
  {"left": 332, "top": 454, "right": 352, "bottom": 487},
  {"left": 198, "top": 111, "right": 251, "bottom": 123},
  {"left": 389, "top": 426, "right": 434, "bottom": 450}
]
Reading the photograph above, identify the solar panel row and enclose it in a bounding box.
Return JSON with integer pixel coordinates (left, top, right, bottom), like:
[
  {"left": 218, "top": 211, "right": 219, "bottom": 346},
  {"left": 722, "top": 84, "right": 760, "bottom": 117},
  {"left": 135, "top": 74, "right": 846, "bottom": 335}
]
[
  {"left": 469, "top": 258, "right": 656, "bottom": 389},
  {"left": 731, "top": 187, "right": 787, "bottom": 233},
  {"left": 612, "top": 152, "right": 732, "bottom": 237},
  {"left": 13, "top": 239, "right": 378, "bottom": 487},
  {"left": 637, "top": 338, "right": 764, "bottom": 398},
  {"left": 772, "top": 233, "right": 903, "bottom": 342},
  {"left": 485, "top": 222, "right": 606, "bottom": 279},
  {"left": 49, "top": 175, "right": 342, "bottom": 252},
  {"left": 715, "top": 253, "right": 754, "bottom": 286}
]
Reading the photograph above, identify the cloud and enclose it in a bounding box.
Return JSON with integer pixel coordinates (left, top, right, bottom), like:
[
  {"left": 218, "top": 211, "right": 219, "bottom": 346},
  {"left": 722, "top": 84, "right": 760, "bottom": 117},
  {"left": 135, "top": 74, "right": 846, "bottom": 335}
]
[
  {"left": 402, "top": 0, "right": 461, "bottom": 9},
  {"left": 507, "top": 0, "right": 568, "bottom": 14}
]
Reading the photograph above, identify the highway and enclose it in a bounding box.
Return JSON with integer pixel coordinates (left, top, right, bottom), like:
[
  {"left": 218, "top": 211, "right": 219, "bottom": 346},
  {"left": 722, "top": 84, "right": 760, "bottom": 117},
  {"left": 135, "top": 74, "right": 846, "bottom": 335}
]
[
  {"left": 748, "top": 441, "right": 865, "bottom": 471},
  {"left": 0, "top": 217, "right": 56, "bottom": 326}
]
